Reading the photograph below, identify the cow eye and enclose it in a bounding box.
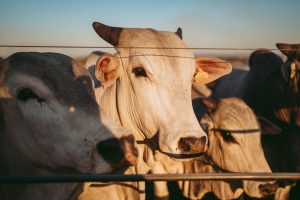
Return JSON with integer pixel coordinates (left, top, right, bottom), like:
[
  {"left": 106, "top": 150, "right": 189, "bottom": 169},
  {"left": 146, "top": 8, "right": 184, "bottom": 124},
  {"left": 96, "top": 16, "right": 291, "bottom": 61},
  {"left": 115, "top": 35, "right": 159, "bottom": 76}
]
[
  {"left": 132, "top": 67, "right": 147, "bottom": 77},
  {"left": 220, "top": 131, "right": 236, "bottom": 143},
  {"left": 17, "top": 88, "right": 44, "bottom": 103}
]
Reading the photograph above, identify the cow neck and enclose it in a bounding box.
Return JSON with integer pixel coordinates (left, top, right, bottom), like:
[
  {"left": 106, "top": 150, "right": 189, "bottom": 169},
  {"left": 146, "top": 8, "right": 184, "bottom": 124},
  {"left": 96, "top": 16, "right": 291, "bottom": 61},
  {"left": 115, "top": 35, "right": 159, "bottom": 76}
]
[
  {"left": 98, "top": 83, "right": 122, "bottom": 125},
  {"left": 106, "top": 70, "right": 161, "bottom": 167},
  {"left": 99, "top": 76, "right": 153, "bottom": 142}
]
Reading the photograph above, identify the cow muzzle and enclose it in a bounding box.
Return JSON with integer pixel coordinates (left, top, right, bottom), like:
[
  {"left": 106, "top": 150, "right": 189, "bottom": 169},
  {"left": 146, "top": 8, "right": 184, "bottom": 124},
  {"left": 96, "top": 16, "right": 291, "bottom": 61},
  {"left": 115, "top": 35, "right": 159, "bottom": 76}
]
[
  {"left": 137, "top": 132, "right": 208, "bottom": 159},
  {"left": 97, "top": 135, "right": 138, "bottom": 170},
  {"left": 258, "top": 182, "right": 278, "bottom": 197},
  {"left": 244, "top": 181, "right": 278, "bottom": 198},
  {"left": 178, "top": 136, "right": 208, "bottom": 154}
]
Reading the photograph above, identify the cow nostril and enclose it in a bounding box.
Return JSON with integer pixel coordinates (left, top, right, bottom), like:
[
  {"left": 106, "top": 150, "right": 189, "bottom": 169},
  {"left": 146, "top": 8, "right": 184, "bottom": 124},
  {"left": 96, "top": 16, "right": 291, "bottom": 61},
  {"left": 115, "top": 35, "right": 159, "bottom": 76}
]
[
  {"left": 97, "top": 138, "right": 124, "bottom": 164},
  {"left": 199, "top": 136, "right": 207, "bottom": 146},
  {"left": 258, "top": 183, "right": 278, "bottom": 196},
  {"left": 178, "top": 138, "right": 191, "bottom": 152},
  {"left": 178, "top": 136, "right": 207, "bottom": 153}
]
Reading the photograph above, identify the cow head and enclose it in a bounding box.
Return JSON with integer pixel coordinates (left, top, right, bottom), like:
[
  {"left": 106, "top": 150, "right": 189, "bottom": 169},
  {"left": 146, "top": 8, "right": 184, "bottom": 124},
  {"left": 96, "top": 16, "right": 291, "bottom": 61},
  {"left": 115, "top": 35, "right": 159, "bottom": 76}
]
[
  {"left": 249, "top": 46, "right": 300, "bottom": 172},
  {"left": 93, "top": 22, "right": 232, "bottom": 160},
  {"left": 277, "top": 43, "right": 300, "bottom": 93},
  {"left": 277, "top": 43, "right": 300, "bottom": 171},
  {"left": 200, "top": 98, "right": 278, "bottom": 198},
  {"left": 0, "top": 52, "right": 138, "bottom": 177}
]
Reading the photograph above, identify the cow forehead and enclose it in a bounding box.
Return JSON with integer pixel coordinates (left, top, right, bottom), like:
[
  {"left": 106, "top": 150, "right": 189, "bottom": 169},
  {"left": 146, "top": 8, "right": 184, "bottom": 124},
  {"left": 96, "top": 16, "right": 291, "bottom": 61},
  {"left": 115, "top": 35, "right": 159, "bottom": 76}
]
[
  {"left": 4, "top": 52, "right": 95, "bottom": 106},
  {"left": 117, "top": 28, "right": 195, "bottom": 75},
  {"left": 118, "top": 28, "right": 194, "bottom": 56},
  {"left": 216, "top": 100, "right": 259, "bottom": 130}
]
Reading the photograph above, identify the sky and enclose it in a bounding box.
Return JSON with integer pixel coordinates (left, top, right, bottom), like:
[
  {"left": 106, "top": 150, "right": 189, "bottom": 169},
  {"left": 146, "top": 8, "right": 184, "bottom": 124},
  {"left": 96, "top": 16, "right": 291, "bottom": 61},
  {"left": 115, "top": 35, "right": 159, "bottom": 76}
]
[{"left": 0, "top": 0, "right": 299, "bottom": 58}]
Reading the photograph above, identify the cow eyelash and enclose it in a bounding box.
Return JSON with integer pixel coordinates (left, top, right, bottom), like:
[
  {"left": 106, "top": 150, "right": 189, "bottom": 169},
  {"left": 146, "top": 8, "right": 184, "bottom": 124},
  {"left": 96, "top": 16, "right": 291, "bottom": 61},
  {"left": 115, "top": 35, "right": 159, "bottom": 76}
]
[
  {"left": 17, "top": 88, "right": 44, "bottom": 104},
  {"left": 132, "top": 67, "right": 148, "bottom": 77},
  {"left": 220, "top": 131, "right": 236, "bottom": 143}
]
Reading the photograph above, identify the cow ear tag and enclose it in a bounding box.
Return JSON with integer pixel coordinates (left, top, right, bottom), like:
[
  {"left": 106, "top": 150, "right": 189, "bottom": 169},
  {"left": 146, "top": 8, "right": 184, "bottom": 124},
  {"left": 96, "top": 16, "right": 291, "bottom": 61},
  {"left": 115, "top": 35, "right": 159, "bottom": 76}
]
[{"left": 193, "top": 57, "right": 232, "bottom": 84}]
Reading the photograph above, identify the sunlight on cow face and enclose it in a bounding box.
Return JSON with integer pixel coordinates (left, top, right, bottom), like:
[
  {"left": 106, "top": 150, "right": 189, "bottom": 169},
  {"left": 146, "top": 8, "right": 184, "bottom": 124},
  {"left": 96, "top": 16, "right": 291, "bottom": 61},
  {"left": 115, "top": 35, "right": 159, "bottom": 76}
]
[
  {"left": 0, "top": 53, "right": 137, "bottom": 175},
  {"left": 94, "top": 25, "right": 210, "bottom": 157}
]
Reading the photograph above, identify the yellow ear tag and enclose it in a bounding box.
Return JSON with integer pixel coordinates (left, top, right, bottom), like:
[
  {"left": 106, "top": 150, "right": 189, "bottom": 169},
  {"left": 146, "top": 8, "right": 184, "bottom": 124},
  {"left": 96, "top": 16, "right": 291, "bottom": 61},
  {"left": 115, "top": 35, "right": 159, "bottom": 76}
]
[{"left": 193, "top": 68, "right": 209, "bottom": 83}]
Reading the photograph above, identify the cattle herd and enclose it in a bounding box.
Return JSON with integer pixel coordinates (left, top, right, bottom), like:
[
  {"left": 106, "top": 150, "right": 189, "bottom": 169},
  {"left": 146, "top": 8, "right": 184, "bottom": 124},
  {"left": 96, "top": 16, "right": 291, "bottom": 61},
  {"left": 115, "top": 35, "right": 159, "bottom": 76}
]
[{"left": 0, "top": 22, "right": 299, "bottom": 200}]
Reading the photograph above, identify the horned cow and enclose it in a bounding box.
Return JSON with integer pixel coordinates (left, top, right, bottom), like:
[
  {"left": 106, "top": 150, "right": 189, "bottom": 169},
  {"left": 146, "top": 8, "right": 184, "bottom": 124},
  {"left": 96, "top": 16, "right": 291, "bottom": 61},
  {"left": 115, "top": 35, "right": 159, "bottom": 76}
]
[{"left": 81, "top": 22, "right": 232, "bottom": 200}]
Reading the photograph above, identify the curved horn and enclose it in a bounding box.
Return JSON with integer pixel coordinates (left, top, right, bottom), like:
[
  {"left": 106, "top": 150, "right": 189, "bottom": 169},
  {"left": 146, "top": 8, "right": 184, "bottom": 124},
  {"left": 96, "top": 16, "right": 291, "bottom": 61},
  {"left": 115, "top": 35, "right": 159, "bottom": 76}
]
[
  {"left": 93, "top": 22, "right": 123, "bottom": 46},
  {"left": 175, "top": 27, "right": 182, "bottom": 39}
]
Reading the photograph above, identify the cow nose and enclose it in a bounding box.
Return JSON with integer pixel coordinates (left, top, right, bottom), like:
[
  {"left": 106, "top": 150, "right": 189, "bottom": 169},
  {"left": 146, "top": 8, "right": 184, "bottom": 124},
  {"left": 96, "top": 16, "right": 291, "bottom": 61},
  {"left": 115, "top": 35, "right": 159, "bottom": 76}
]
[
  {"left": 97, "top": 135, "right": 138, "bottom": 166},
  {"left": 178, "top": 136, "right": 208, "bottom": 154},
  {"left": 258, "top": 182, "right": 278, "bottom": 196}
]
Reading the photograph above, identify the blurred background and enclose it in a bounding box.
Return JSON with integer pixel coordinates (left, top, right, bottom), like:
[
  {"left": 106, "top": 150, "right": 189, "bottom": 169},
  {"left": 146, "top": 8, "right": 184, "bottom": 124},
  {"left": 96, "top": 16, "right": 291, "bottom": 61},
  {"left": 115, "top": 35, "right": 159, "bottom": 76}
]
[{"left": 1, "top": 0, "right": 299, "bottom": 68}]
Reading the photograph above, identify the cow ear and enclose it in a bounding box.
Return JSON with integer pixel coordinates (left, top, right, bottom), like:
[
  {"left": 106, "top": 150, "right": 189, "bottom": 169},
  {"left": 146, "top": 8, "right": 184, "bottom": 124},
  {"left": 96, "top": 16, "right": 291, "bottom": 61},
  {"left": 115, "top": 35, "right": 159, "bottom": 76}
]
[
  {"left": 95, "top": 54, "right": 120, "bottom": 87},
  {"left": 193, "top": 57, "right": 232, "bottom": 84},
  {"left": 257, "top": 116, "right": 281, "bottom": 135},
  {"left": 200, "top": 116, "right": 214, "bottom": 134}
]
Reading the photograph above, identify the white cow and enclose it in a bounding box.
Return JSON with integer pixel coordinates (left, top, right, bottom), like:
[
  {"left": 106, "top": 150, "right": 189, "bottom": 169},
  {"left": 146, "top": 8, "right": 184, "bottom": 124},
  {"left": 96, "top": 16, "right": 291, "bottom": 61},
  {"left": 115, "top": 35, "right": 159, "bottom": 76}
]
[
  {"left": 80, "top": 22, "right": 232, "bottom": 199},
  {"left": 152, "top": 98, "right": 279, "bottom": 199},
  {"left": 93, "top": 22, "right": 233, "bottom": 158},
  {"left": 0, "top": 52, "right": 138, "bottom": 200}
]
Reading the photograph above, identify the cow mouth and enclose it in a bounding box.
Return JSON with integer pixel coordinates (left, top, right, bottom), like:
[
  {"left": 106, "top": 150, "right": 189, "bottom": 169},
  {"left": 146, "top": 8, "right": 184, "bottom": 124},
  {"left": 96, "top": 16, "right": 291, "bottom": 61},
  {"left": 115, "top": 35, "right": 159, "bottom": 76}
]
[
  {"left": 158, "top": 151, "right": 207, "bottom": 159},
  {"left": 136, "top": 133, "right": 207, "bottom": 159}
]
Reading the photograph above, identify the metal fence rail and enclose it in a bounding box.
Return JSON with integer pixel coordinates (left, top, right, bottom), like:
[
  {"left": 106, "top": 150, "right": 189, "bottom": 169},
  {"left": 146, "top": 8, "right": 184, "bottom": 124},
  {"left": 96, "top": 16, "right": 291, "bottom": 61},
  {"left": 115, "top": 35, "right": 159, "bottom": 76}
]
[{"left": 1, "top": 173, "right": 300, "bottom": 184}]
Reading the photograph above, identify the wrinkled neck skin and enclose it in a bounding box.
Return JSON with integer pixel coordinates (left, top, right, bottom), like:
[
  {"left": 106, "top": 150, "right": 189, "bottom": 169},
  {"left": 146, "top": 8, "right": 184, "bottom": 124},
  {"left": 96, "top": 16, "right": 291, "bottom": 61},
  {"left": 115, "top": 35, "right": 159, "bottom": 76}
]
[{"left": 97, "top": 59, "right": 156, "bottom": 171}]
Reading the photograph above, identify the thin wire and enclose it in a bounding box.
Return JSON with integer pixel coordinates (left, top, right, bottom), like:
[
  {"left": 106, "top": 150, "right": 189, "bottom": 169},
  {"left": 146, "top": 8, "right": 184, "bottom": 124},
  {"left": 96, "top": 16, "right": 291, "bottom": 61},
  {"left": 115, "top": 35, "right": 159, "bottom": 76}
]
[
  {"left": 120, "top": 54, "right": 195, "bottom": 60},
  {"left": 0, "top": 44, "right": 295, "bottom": 51}
]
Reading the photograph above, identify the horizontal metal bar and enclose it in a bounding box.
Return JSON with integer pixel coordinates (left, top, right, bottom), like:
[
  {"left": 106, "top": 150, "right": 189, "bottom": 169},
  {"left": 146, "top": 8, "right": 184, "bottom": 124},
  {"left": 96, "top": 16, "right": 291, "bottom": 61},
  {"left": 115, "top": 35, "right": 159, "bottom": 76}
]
[{"left": 1, "top": 173, "right": 300, "bottom": 184}]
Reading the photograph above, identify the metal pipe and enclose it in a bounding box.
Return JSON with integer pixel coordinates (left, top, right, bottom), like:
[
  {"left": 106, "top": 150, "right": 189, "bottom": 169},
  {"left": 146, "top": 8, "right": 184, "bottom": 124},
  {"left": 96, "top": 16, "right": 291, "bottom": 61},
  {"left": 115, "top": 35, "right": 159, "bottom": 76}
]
[{"left": 1, "top": 173, "right": 300, "bottom": 184}]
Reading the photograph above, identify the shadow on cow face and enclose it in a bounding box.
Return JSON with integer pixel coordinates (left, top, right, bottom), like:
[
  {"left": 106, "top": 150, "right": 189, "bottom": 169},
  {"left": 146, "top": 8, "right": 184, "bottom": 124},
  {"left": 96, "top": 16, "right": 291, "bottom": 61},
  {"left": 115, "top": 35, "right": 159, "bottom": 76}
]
[{"left": 0, "top": 52, "right": 138, "bottom": 176}]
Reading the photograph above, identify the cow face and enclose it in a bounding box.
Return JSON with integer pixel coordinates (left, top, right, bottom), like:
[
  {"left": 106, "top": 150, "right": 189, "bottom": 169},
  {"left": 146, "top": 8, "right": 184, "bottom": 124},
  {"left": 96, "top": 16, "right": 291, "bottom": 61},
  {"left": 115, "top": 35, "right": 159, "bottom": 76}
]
[
  {"left": 200, "top": 98, "right": 277, "bottom": 198},
  {"left": 0, "top": 52, "right": 137, "bottom": 175},
  {"left": 93, "top": 22, "right": 232, "bottom": 159}
]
